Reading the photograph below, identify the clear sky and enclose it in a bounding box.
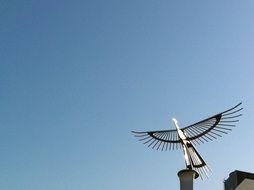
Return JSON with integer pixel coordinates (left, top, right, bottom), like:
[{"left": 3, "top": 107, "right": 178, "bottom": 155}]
[{"left": 1, "top": 0, "right": 254, "bottom": 190}]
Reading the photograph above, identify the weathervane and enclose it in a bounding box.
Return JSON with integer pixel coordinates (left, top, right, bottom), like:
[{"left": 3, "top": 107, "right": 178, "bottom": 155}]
[{"left": 132, "top": 103, "right": 242, "bottom": 179}]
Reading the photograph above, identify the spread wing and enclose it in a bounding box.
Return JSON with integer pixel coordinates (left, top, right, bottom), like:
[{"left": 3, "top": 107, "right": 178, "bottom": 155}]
[
  {"left": 182, "top": 102, "right": 242, "bottom": 145},
  {"left": 132, "top": 129, "right": 182, "bottom": 151}
]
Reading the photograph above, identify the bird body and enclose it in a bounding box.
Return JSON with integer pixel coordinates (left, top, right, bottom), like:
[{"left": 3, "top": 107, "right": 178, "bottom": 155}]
[
  {"left": 132, "top": 103, "right": 243, "bottom": 179},
  {"left": 172, "top": 118, "right": 208, "bottom": 177}
]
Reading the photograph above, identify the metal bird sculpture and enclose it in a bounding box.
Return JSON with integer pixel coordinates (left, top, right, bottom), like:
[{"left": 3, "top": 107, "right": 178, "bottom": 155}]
[{"left": 132, "top": 103, "right": 242, "bottom": 179}]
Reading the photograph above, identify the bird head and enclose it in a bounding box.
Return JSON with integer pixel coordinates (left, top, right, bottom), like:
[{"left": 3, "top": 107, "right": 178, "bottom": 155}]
[{"left": 172, "top": 118, "right": 180, "bottom": 129}]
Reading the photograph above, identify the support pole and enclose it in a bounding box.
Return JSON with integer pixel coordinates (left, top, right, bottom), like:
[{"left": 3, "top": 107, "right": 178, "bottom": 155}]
[{"left": 177, "top": 169, "right": 199, "bottom": 190}]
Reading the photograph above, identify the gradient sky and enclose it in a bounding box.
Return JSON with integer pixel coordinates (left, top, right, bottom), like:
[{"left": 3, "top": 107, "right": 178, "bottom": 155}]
[{"left": 1, "top": 1, "right": 254, "bottom": 190}]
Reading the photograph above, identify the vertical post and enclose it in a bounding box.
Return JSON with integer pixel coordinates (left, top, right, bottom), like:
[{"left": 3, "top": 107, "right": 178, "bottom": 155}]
[{"left": 177, "top": 169, "right": 199, "bottom": 190}]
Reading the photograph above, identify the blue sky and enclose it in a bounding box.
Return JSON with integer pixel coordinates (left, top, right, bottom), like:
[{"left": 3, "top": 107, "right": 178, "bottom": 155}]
[{"left": 1, "top": 0, "right": 254, "bottom": 189}]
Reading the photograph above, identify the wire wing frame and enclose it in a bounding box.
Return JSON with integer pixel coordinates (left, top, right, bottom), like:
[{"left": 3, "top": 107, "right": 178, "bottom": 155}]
[
  {"left": 132, "top": 129, "right": 182, "bottom": 151},
  {"left": 132, "top": 103, "right": 242, "bottom": 150},
  {"left": 182, "top": 102, "right": 243, "bottom": 145}
]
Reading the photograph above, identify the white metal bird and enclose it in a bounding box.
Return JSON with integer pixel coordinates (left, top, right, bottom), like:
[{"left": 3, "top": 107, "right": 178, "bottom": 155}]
[{"left": 132, "top": 103, "right": 242, "bottom": 179}]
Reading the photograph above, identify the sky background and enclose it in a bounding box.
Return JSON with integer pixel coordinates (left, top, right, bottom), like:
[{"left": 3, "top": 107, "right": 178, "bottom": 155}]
[{"left": 1, "top": 0, "right": 254, "bottom": 190}]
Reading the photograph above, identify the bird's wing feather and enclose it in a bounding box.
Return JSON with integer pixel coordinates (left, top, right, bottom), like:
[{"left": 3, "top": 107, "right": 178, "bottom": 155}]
[
  {"left": 181, "top": 103, "right": 242, "bottom": 145},
  {"left": 132, "top": 129, "right": 182, "bottom": 151}
]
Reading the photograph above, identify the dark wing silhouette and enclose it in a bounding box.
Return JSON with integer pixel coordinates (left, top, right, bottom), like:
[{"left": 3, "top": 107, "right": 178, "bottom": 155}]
[
  {"left": 132, "top": 129, "right": 182, "bottom": 151},
  {"left": 182, "top": 102, "right": 243, "bottom": 145}
]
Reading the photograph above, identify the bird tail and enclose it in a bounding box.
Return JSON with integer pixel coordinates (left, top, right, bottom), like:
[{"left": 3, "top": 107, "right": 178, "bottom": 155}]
[{"left": 186, "top": 143, "right": 210, "bottom": 179}]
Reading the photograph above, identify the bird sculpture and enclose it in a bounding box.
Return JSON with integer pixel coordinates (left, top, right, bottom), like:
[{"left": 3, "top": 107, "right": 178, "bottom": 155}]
[{"left": 132, "top": 103, "right": 242, "bottom": 179}]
